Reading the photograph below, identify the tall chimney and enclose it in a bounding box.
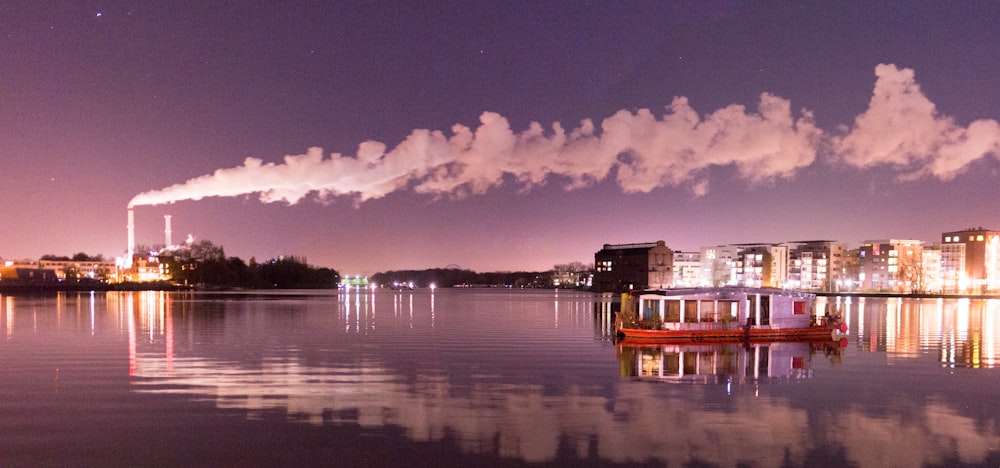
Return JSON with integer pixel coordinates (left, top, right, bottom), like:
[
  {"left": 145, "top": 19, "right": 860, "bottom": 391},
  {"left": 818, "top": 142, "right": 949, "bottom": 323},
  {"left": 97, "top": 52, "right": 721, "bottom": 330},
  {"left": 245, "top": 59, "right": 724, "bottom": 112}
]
[
  {"left": 127, "top": 207, "right": 135, "bottom": 264},
  {"left": 164, "top": 214, "right": 172, "bottom": 247}
]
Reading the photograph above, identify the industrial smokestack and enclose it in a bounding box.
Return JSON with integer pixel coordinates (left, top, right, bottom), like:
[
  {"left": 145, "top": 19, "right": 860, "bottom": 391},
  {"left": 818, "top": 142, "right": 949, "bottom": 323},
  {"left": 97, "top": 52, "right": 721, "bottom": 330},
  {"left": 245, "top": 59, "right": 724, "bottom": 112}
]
[
  {"left": 127, "top": 207, "right": 135, "bottom": 265},
  {"left": 164, "top": 215, "right": 172, "bottom": 247}
]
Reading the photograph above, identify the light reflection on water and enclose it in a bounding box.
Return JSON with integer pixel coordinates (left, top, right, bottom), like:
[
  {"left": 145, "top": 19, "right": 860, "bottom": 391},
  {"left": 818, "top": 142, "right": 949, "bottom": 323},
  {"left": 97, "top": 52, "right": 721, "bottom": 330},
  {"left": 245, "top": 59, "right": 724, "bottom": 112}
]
[
  {"left": 819, "top": 295, "right": 1000, "bottom": 368},
  {"left": 1, "top": 290, "right": 999, "bottom": 466}
]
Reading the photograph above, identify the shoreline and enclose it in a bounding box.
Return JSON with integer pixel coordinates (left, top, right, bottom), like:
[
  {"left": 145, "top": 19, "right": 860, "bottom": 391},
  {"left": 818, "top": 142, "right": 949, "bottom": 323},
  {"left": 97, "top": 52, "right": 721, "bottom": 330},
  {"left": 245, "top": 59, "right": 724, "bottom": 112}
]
[
  {"left": 0, "top": 282, "right": 188, "bottom": 293},
  {"left": 815, "top": 291, "right": 999, "bottom": 300}
]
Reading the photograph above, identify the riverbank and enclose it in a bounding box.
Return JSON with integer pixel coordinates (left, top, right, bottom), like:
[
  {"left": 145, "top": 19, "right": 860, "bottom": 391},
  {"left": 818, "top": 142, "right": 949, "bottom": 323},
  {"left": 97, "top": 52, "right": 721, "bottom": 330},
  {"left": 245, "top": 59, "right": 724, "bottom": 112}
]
[
  {"left": 816, "top": 291, "right": 1000, "bottom": 300},
  {"left": 0, "top": 281, "right": 189, "bottom": 294}
]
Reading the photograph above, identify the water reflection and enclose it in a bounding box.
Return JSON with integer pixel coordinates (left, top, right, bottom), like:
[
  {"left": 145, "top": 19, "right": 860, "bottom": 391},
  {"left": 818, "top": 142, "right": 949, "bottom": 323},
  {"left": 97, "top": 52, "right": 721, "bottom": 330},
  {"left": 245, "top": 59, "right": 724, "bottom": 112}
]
[
  {"left": 617, "top": 340, "right": 845, "bottom": 384},
  {"left": 2, "top": 291, "right": 1000, "bottom": 466},
  {"left": 819, "top": 296, "right": 1000, "bottom": 368}
]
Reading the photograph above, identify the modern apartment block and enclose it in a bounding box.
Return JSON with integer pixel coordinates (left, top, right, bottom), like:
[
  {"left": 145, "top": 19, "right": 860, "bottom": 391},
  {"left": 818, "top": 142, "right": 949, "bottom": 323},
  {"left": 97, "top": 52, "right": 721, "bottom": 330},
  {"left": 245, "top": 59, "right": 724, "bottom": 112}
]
[
  {"left": 784, "top": 241, "right": 844, "bottom": 291},
  {"left": 700, "top": 245, "right": 739, "bottom": 287},
  {"left": 671, "top": 251, "right": 702, "bottom": 287},
  {"left": 940, "top": 241, "right": 967, "bottom": 293},
  {"left": 734, "top": 244, "right": 788, "bottom": 288},
  {"left": 922, "top": 247, "right": 943, "bottom": 293},
  {"left": 859, "top": 239, "right": 924, "bottom": 292},
  {"left": 941, "top": 228, "right": 1000, "bottom": 293},
  {"left": 593, "top": 241, "right": 673, "bottom": 293},
  {"left": 593, "top": 226, "right": 999, "bottom": 293},
  {"left": 841, "top": 248, "right": 861, "bottom": 291}
]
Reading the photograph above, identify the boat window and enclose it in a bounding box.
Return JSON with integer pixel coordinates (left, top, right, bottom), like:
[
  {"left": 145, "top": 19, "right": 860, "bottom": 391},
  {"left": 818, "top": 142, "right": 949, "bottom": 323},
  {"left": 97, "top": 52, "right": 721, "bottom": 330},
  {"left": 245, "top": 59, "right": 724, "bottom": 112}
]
[
  {"left": 684, "top": 301, "right": 698, "bottom": 323},
  {"left": 719, "top": 300, "right": 738, "bottom": 320},
  {"left": 760, "top": 296, "right": 770, "bottom": 326},
  {"left": 700, "top": 300, "right": 716, "bottom": 322},
  {"left": 665, "top": 300, "right": 681, "bottom": 322},
  {"left": 642, "top": 299, "right": 660, "bottom": 320},
  {"left": 793, "top": 301, "right": 807, "bottom": 315}
]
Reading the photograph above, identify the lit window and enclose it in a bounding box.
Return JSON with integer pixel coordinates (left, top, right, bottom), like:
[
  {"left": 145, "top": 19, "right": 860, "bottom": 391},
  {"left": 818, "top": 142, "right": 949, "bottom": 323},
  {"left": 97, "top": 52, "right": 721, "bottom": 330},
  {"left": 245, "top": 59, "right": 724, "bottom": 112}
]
[
  {"left": 945, "top": 236, "right": 951, "bottom": 242},
  {"left": 978, "top": 235, "right": 985, "bottom": 241}
]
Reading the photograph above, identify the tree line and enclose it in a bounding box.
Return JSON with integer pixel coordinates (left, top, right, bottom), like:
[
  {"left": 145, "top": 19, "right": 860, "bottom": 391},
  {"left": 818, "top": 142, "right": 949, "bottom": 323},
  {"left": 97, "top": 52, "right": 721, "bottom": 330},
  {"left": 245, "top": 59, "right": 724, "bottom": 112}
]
[
  {"left": 159, "top": 240, "right": 340, "bottom": 289},
  {"left": 372, "top": 268, "right": 561, "bottom": 289},
  {"left": 38, "top": 243, "right": 595, "bottom": 291}
]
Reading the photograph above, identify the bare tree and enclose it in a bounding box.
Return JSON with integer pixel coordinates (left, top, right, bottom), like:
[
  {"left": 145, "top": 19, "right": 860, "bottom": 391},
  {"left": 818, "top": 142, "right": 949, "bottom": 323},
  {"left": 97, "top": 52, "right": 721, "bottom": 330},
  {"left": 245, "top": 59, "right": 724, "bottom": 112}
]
[{"left": 895, "top": 250, "right": 923, "bottom": 293}]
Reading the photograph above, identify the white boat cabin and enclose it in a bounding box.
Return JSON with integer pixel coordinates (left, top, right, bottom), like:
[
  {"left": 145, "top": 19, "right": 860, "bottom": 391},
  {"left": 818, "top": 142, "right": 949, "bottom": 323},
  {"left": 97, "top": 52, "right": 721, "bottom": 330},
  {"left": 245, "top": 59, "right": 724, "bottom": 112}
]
[{"left": 632, "top": 287, "right": 816, "bottom": 331}]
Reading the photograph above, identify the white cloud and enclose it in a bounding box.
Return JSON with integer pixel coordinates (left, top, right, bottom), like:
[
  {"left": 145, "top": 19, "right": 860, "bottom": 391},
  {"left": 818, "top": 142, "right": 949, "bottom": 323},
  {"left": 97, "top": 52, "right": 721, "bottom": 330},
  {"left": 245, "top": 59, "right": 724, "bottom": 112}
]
[{"left": 832, "top": 63, "right": 1000, "bottom": 179}]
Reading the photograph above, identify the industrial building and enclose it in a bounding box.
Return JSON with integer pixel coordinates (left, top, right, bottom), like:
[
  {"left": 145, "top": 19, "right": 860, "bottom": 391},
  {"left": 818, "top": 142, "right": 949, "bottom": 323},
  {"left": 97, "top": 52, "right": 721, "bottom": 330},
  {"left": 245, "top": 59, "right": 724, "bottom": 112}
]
[{"left": 593, "top": 241, "right": 673, "bottom": 293}]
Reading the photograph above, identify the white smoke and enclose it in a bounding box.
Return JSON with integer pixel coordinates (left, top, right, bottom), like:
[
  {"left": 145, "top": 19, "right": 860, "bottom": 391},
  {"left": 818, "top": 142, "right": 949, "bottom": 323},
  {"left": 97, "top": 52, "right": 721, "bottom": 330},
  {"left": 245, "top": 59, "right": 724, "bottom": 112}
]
[
  {"left": 127, "top": 64, "right": 1000, "bottom": 209},
  {"left": 833, "top": 64, "right": 1000, "bottom": 179},
  {"left": 128, "top": 94, "right": 820, "bottom": 207}
]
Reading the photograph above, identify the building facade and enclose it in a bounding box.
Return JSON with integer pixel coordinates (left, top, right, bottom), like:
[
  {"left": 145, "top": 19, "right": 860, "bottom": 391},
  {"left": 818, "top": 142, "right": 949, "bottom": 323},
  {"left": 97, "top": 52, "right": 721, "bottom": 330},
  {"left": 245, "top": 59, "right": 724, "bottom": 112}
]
[
  {"left": 734, "top": 244, "right": 788, "bottom": 288},
  {"left": 784, "top": 241, "right": 844, "bottom": 291},
  {"left": 941, "top": 228, "right": 1000, "bottom": 293},
  {"left": 671, "top": 251, "right": 702, "bottom": 287},
  {"left": 859, "top": 239, "right": 923, "bottom": 292},
  {"left": 594, "top": 241, "right": 673, "bottom": 293},
  {"left": 38, "top": 259, "right": 117, "bottom": 282},
  {"left": 940, "top": 241, "right": 967, "bottom": 293},
  {"left": 700, "top": 245, "right": 739, "bottom": 287},
  {"left": 922, "top": 247, "right": 943, "bottom": 293}
]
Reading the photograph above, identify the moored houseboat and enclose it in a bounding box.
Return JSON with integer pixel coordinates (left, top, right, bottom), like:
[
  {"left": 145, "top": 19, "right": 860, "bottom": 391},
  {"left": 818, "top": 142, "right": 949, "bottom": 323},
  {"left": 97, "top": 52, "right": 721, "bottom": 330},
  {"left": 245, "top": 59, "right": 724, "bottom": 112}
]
[{"left": 615, "top": 287, "right": 847, "bottom": 343}]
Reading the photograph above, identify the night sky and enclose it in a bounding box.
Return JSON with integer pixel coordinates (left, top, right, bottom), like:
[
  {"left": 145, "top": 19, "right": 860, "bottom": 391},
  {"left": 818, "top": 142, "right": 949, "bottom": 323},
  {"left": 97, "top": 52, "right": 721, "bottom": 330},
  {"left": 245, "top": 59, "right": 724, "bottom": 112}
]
[{"left": 3, "top": 1, "right": 1000, "bottom": 274}]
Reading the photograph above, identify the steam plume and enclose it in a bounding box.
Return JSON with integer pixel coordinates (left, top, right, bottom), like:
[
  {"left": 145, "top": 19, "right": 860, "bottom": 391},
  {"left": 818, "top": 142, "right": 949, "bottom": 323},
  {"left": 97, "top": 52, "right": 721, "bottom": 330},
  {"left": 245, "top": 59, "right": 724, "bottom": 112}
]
[
  {"left": 127, "top": 64, "right": 999, "bottom": 209},
  {"left": 833, "top": 64, "right": 1000, "bottom": 179},
  {"left": 128, "top": 94, "right": 819, "bottom": 207}
]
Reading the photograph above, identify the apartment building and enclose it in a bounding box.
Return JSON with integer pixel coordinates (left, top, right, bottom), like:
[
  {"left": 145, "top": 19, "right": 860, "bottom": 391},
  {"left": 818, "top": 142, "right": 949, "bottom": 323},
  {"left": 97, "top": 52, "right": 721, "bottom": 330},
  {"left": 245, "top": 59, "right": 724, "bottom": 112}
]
[
  {"left": 784, "top": 241, "right": 844, "bottom": 291},
  {"left": 859, "top": 239, "right": 923, "bottom": 292},
  {"left": 941, "top": 228, "right": 1000, "bottom": 293},
  {"left": 671, "top": 251, "right": 702, "bottom": 287}
]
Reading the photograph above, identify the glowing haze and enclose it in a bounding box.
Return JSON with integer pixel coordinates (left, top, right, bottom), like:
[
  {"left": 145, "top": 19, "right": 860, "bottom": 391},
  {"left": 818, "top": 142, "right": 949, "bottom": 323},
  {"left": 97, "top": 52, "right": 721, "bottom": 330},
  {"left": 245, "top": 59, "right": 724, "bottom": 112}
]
[
  {"left": 7, "top": 1, "right": 1000, "bottom": 273},
  {"left": 128, "top": 65, "right": 999, "bottom": 210}
]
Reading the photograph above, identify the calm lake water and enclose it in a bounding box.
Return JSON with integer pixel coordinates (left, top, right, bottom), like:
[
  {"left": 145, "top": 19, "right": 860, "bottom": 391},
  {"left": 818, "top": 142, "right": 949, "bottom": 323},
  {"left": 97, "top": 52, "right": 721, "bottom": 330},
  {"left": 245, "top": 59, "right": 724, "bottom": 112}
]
[{"left": 1, "top": 289, "right": 999, "bottom": 467}]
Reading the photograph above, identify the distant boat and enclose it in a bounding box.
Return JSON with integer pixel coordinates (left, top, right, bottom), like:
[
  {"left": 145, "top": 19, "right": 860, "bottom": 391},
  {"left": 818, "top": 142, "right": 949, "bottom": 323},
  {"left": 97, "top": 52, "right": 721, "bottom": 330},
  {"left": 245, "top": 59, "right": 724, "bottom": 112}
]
[{"left": 615, "top": 287, "right": 848, "bottom": 343}]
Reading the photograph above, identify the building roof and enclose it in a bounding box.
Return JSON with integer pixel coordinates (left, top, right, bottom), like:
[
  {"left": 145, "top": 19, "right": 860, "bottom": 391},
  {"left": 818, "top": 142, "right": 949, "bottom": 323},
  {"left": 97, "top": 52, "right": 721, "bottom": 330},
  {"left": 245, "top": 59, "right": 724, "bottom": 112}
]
[{"left": 599, "top": 241, "right": 663, "bottom": 251}]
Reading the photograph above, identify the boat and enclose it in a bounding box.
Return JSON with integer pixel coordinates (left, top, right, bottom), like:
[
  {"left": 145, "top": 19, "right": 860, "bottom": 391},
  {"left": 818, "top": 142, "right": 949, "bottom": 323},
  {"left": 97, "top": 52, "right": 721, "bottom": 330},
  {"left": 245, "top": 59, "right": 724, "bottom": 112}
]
[{"left": 615, "top": 287, "right": 847, "bottom": 343}]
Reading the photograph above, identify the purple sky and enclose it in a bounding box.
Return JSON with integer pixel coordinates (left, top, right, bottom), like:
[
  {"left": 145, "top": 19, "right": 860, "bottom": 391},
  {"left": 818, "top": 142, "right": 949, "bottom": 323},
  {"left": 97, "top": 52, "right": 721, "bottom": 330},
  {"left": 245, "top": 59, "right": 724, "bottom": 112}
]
[{"left": 3, "top": 1, "right": 1000, "bottom": 274}]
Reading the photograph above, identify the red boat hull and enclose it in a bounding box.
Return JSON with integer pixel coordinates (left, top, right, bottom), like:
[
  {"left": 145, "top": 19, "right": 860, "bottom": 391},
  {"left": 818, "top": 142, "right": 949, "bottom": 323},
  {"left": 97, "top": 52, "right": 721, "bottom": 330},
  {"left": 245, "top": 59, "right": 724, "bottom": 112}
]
[{"left": 617, "top": 325, "right": 846, "bottom": 343}]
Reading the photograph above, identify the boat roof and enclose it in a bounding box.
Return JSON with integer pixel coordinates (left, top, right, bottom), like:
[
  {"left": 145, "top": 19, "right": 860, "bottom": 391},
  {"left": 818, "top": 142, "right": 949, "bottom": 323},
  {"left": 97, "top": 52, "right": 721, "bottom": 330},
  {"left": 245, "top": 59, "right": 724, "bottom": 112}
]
[{"left": 634, "top": 286, "right": 816, "bottom": 301}]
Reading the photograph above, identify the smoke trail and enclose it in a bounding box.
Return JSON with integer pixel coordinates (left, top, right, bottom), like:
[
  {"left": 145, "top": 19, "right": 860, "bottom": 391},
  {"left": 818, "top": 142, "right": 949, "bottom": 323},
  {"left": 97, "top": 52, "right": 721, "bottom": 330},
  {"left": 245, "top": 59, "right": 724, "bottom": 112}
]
[
  {"left": 127, "top": 94, "right": 820, "bottom": 207},
  {"left": 127, "top": 64, "right": 1000, "bottom": 209}
]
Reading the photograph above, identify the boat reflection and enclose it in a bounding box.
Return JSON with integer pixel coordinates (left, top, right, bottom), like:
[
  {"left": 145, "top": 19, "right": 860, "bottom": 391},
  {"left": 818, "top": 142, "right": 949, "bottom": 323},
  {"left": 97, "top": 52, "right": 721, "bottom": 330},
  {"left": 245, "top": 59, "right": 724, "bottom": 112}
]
[{"left": 617, "top": 339, "right": 845, "bottom": 383}]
